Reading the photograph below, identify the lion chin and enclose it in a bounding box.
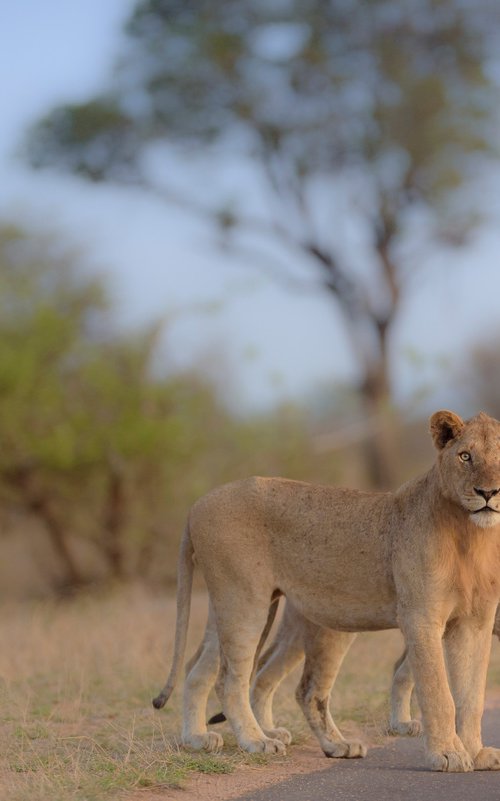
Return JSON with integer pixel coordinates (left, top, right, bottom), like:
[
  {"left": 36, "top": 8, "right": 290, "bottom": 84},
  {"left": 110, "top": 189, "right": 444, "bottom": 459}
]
[{"left": 470, "top": 509, "right": 500, "bottom": 529}]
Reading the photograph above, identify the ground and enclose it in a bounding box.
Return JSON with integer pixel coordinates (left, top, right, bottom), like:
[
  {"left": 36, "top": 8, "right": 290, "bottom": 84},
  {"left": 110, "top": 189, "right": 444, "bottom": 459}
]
[{"left": 1, "top": 587, "right": 500, "bottom": 801}]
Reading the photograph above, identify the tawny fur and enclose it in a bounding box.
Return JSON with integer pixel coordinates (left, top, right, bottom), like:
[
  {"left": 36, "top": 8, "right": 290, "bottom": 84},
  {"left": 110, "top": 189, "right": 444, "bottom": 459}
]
[{"left": 435, "top": 528, "right": 500, "bottom": 613}]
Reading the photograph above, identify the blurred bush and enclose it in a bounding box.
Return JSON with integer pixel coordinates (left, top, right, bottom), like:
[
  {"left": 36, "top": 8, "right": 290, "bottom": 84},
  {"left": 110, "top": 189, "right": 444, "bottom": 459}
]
[{"left": 0, "top": 225, "right": 341, "bottom": 597}]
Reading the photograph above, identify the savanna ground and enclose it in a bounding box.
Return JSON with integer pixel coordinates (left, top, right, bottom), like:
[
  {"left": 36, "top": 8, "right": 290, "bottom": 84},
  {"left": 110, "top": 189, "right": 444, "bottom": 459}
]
[{"left": 2, "top": 587, "right": 500, "bottom": 801}]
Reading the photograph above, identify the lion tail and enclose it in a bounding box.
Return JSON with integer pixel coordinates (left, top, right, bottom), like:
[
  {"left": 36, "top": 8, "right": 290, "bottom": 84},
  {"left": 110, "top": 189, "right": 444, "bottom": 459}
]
[
  {"left": 152, "top": 521, "right": 194, "bottom": 710},
  {"left": 251, "top": 591, "right": 281, "bottom": 682}
]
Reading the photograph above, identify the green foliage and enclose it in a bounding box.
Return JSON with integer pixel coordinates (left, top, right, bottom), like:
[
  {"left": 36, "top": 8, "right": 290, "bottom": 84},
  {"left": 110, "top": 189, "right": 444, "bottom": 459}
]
[
  {"left": 28, "top": 100, "right": 139, "bottom": 182},
  {"left": 26, "top": 0, "right": 495, "bottom": 212},
  {"left": 0, "top": 226, "right": 330, "bottom": 592},
  {"left": 0, "top": 228, "right": 108, "bottom": 471}
]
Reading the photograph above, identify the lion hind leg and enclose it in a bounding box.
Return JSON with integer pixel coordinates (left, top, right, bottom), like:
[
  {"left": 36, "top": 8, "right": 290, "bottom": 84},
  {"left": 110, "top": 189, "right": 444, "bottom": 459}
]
[
  {"left": 217, "top": 603, "right": 287, "bottom": 755},
  {"left": 295, "top": 628, "right": 365, "bottom": 758},
  {"left": 182, "top": 602, "right": 223, "bottom": 752},
  {"left": 208, "top": 594, "right": 282, "bottom": 727}
]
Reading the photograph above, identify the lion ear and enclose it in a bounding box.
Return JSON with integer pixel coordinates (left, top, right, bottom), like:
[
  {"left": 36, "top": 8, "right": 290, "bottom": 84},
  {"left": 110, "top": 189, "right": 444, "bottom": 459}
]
[{"left": 429, "top": 410, "right": 465, "bottom": 450}]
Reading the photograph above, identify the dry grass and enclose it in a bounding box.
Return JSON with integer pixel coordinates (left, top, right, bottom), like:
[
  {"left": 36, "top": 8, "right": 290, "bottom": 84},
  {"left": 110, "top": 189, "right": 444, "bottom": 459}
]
[
  {"left": 1, "top": 587, "right": 500, "bottom": 800},
  {"left": 0, "top": 588, "right": 275, "bottom": 801}
]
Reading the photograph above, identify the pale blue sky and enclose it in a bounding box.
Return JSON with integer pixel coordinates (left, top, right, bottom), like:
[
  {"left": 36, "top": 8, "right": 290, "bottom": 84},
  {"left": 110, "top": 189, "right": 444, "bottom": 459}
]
[{"left": 1, "top": 1, "right": 500, "bottom": 411}]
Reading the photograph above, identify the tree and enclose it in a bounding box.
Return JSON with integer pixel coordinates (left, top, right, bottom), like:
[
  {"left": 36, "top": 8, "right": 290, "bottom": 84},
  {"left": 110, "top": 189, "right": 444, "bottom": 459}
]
[
  {"left": 0, "top": 226, "right": 109, "bottom": 587},
  {"left": 0, "top": 226, "right": 226, "bottom": 590},
  {"left": 25, "top": 0, "right": 500, "bottom": 486}
]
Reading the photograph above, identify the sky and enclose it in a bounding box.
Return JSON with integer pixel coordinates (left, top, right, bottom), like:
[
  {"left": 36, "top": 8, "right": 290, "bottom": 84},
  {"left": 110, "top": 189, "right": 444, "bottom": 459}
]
[{"left": 1, "top": 1, "right": 500, "bottom": 412}]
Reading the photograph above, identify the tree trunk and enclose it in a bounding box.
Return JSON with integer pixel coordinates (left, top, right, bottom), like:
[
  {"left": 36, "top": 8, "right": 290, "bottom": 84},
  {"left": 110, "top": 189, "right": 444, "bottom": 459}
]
[
  {"left": 359, "top": 350, "right": 398, "bottom": 490},
  {"left": 2, "top": 466, "right": 85, "bottom": 589},
  {"left": 312, "top": 235, "right": 401, "bottom": 489},
  {"left": 102, "top": 464, "right": 127, "bottom": 579},
  {"left": 360, "top": 389, "right": 398, "bottom": 489},
  {"left": 29, "top": 493, "right": 85, "bottom": 589}
]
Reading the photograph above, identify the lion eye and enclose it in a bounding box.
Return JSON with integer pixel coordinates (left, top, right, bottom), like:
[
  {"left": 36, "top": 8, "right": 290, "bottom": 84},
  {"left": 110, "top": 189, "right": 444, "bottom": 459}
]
[{"left": 459, "top": 451, "right": 471, "bottom": 462}]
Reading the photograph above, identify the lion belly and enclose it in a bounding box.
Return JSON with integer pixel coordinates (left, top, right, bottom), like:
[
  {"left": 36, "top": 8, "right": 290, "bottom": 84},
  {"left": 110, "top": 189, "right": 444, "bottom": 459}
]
[
  {"left": 273, "top": 534, "right": 397, "bottom": 631},
  {"left": 283, "top": 591, "right": 398, "bottom": 632}
]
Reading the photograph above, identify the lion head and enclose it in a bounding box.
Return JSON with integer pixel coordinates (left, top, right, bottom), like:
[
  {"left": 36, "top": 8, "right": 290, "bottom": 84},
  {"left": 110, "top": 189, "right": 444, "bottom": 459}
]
[{"left": 431, "top": 410, "right": 500, "bottom": 528}]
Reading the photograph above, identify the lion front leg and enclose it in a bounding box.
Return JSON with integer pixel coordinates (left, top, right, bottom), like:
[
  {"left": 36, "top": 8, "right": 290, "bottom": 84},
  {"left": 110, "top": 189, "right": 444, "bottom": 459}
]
[
  {"left": 445, "top": 610, "right": 500, "bottom": 771},
  {"left": 295, "top": 627, "right": 365, "bottom": 759},
  {"left": 389, "top": 648, "right": 421, "bottom": 737},
  {"left": 402, "top": 614, "right": 473, "bottom": 772}
]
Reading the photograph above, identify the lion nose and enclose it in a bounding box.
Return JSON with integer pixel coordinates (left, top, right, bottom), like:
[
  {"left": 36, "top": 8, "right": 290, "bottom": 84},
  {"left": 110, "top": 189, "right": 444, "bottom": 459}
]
[{"left": 474, "top": 488, "right": 500, "bottom": 502}]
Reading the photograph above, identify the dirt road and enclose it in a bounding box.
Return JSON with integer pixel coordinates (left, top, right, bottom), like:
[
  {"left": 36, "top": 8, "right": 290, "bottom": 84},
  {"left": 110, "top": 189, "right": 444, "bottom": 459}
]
[{"left": 232, "top": 708, "right": 500, "bottom": 801}]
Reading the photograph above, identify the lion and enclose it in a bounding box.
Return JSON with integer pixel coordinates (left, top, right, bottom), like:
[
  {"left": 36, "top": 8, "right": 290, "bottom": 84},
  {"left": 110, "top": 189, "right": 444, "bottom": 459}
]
[{"left": 153, "top": 411, "right": 500, "bottom": 771}]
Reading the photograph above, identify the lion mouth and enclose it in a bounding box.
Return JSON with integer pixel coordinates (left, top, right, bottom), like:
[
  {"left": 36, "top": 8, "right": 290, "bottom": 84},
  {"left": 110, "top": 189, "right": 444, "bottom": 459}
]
[{"left": 469, "top": 505, "right": 500, "bottom": 527}]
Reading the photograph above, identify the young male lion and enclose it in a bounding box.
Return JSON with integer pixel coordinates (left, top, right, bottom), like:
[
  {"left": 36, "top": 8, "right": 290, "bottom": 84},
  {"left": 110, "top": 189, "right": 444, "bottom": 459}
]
[{"left": 154, "top": 411, "right": 500, "bottom": 772}]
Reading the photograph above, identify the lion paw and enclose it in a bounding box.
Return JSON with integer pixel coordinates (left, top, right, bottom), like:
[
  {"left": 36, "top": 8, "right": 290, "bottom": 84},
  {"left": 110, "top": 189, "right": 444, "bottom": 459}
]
[
  {"left": 428, "top": 748, "right": 474, "bottom": 772},
  {"left": 243, "top": 737, "right": 287, "bottom": 755},
  {"left": 389, "top": 719, "right": 422, "bottom": 737},
  {"left": 474, "top": 747, "right": 500, "bottom": 770},
  {"left": 322, "top": 739, "right": 367, "bottom": 759},
  {"left": 264, "top": 727, "right": 292, "bottom": 746},
  {"left": 183, "top": 731, "right": 224, "bottom": 752}
]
